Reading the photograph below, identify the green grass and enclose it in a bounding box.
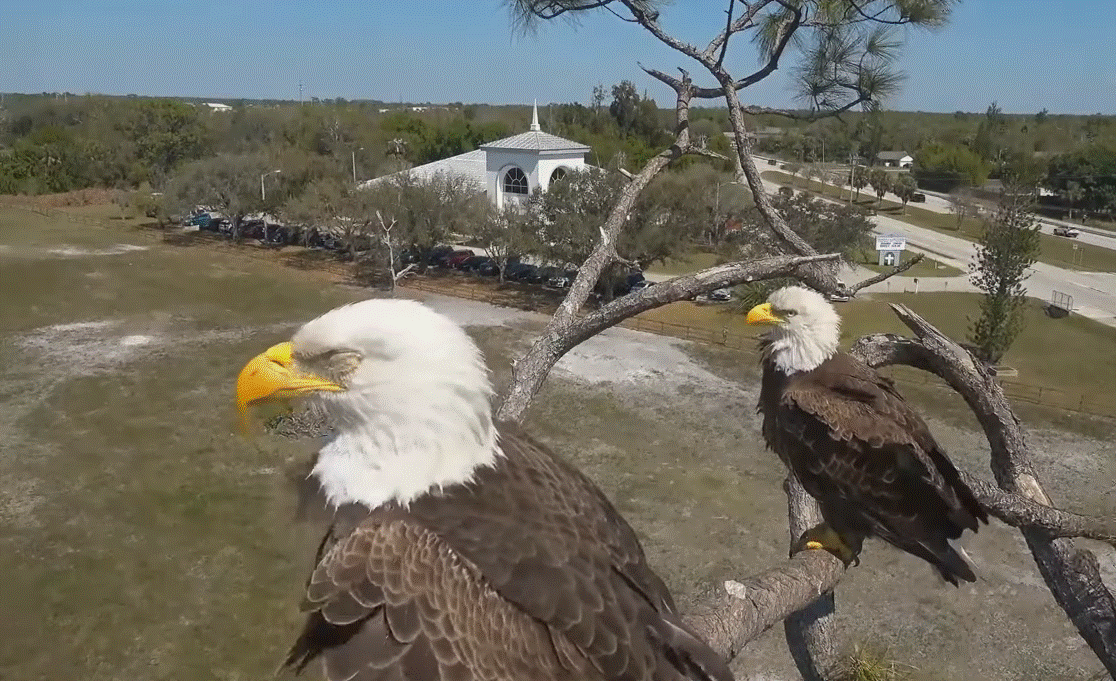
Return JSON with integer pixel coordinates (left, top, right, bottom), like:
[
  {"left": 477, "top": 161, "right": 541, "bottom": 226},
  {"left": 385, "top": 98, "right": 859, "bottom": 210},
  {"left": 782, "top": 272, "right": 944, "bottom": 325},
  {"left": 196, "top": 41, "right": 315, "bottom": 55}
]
[
  {"left": 762, "top": 170, "right": 1116, "bottom": 273},
  {"left": 856, "top": 252, "right": 962, "bottom": 278},
  {"left": 647, "top": 249, "right": 723, "bottom": 276}
]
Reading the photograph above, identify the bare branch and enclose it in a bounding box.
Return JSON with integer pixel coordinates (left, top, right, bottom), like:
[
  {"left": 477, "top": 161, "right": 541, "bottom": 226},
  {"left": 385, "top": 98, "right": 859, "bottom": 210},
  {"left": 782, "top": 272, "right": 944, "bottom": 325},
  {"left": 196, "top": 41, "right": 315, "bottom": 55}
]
[
  {"left": 566, "top": 253, "right": 840, "bottom": 346},
  {"left": 683, "top": 549, "right": 845, "bottom": 664},
  {"left": 846, "top": 252, "right": 925, "bottom": 294},
  {"left": 960, "top": 472, "right": 1116, "bottom": 549},
  {"left": 850, "top": 307, "right": 1116, "bottom": 676}
]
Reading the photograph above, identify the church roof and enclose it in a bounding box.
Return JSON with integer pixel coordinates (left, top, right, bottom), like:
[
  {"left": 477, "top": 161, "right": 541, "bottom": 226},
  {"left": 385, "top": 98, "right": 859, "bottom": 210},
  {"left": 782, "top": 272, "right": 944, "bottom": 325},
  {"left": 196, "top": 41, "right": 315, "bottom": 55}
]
[
  {"left": 480, "top": 130, "right": 591, "bottom": 153},
  {"left": 359, "top": 149, "right": 487, "bottom": 191}
]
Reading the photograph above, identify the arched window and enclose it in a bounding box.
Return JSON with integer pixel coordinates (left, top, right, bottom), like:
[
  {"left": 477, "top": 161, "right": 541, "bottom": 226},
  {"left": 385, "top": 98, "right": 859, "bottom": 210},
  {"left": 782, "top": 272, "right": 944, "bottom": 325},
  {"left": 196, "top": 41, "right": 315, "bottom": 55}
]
[
  {"left": 549, "top": 167, "right": 567, "bottom": 184},
  {"left": 503, "top": 167, "right": 529, "bottom": 195}
]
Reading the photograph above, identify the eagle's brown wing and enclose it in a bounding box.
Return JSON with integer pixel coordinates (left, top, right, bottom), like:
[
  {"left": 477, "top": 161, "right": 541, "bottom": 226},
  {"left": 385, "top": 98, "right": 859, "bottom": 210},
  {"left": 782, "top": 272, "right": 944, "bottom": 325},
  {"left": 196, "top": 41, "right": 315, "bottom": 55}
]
[
  {"left": 284, "top": 509, "right": 597, "bottom": 681},
  {"left": 772, "top": 353, "right": 987, "bottom": 583},
  {"left": 282, "top": 424, "right": 733, "bottom": 681}
]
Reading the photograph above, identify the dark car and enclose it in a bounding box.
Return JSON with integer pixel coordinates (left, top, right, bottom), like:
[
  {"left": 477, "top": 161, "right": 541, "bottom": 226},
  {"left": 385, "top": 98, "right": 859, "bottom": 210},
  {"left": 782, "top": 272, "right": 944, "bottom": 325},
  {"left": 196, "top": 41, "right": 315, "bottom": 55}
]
[
  {"left": 460, "top": 255, "right": 491, "bottom": 272},
  {"left": 505, "top": 262, "right": 536, "bottom": 281},
  {"left": 528, "top": 266, "right": 559, "bottom": 285},
  {"left": 424, "top": 245, "right": 455, "bottom": 266},
  {"left": 910, "top": 192, "right": 926, "bottom": 203},
  {"left": 456, "top": 255, "right": 487, "bottom": 270}
]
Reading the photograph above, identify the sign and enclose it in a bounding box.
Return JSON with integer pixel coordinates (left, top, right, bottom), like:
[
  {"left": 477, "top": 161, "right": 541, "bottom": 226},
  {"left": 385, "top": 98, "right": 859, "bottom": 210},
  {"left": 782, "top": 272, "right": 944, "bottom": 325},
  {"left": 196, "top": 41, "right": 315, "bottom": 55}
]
[{"left": 875, "top": 235, "right": 907, "bottom": 251}]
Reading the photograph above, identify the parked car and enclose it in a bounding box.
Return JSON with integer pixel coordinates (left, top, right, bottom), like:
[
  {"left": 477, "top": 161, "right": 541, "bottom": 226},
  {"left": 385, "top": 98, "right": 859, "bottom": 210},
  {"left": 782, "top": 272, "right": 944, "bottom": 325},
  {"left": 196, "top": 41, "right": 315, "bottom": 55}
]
[
  {"left": 548, "top": 269, "right": 578, "bottom": 289},
  {"left": 425, "top": 245, "right": 456, "bottom": 266},
  {"left": 910, "top": 192, "right": 926, "bottom": 203},
  {"left": 442, "top": 251, "right": 475, "bottom": 268},
  {"left": 529, "top": 266, "right": 560, "bottom": 285},
  {"left": 505, "top": 262, "right": 536, "bottom": 281},
  {"left": 1053, "top": 226, "right": 1080, "bottom": 238},
  {"left": 456, "top": 255, "right": 487, "bottom": 270}
]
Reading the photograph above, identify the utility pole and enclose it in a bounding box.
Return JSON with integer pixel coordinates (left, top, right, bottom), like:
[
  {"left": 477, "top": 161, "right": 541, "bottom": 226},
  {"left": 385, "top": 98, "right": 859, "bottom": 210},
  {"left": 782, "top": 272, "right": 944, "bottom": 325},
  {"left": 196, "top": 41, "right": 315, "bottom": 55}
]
[
  {"left": 352, "top": 147, "right": 363, "bottom": 185},
  {"left": 260, "top": 169, "right": 282, "bottom": 201}
]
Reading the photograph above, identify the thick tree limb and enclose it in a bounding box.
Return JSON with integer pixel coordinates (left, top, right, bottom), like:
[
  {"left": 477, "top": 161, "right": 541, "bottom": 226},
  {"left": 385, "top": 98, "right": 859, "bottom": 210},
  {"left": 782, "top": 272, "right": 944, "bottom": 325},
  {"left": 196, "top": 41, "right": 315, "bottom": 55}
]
[
  {"left": 851, "top": 309, "right": 1116, "bottom": 677},
  {"left": 683, "top": 548, "right": 845, "bottom": 664},
  {"left": 960, "top": 472, "right": 1116, "bottom": 549}
]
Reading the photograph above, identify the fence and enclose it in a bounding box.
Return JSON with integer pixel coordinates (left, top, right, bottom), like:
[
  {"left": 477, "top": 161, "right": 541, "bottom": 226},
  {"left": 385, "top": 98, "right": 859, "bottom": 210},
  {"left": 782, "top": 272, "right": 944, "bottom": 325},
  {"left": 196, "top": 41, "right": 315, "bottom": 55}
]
[{"left": 400, "top": 278, "right": 1116, "bottom": 420}]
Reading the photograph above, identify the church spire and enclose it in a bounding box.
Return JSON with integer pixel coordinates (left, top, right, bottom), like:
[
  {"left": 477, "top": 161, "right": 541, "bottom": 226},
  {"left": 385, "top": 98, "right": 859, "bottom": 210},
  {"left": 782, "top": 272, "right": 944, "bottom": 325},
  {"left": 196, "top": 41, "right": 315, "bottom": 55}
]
[{"left": 529, "top": 99, "right": 541, "bottom": 132}]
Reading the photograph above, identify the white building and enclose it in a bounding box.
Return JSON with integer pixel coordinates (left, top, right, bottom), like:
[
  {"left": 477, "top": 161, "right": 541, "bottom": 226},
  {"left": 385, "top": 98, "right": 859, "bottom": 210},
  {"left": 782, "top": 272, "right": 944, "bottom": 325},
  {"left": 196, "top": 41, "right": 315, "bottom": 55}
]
[
  {"left": 360, "top": 102, "right": 592, "bottom": 209},
  {"left": 876, "top": 151, "right": 914, "bottom": 168}
]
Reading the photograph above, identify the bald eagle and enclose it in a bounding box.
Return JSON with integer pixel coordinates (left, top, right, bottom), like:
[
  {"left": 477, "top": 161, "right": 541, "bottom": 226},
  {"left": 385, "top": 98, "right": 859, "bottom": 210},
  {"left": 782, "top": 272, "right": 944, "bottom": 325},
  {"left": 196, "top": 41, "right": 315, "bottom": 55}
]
[
  {"left": 236, "top": 298, "right": 733, "bottom": 681},
  {"left": 745, "top": 286, "right": 988, "bottom": 585}
]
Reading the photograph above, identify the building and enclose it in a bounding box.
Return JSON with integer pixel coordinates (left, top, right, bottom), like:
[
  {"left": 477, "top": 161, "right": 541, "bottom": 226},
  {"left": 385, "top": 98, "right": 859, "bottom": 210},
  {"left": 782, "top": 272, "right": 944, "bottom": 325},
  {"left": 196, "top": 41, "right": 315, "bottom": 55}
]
[
  {"left": 876, "top": 151, "right": 914, "bottom": 168},
  {"left": 361, "top": 102, "right": 592, "bottom": 209}
]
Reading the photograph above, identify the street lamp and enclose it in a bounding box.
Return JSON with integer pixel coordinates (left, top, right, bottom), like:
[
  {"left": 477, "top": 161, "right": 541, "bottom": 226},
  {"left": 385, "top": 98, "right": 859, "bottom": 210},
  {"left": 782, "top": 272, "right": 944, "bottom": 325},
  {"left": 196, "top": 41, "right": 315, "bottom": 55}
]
[
  {"left": 260, "top": 169, "right": 281, "bottom": 201},
  {"left": 352, "top": 147, "right": 364, "bottom": 185}
]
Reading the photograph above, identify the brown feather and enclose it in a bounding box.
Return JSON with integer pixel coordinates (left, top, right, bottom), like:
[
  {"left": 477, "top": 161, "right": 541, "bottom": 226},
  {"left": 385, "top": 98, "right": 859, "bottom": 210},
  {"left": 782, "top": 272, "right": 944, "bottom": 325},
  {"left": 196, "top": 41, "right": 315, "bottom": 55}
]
[
  {"left": 280, "top": 423, "right": 733, "bottom": 681},
  {"left": 758, "top": 345, "right": 988, "bottom": 585}
]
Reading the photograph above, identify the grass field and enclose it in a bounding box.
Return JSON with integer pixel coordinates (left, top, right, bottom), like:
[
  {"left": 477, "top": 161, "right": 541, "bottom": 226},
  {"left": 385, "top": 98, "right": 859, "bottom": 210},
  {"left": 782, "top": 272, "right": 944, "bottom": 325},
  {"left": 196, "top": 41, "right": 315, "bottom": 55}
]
[
  {"left": 762, "top": 170, "right": 1116, "bottom": 273},
  {"left": 3, "top": 203, "right": 1113, "bottom": 681}
]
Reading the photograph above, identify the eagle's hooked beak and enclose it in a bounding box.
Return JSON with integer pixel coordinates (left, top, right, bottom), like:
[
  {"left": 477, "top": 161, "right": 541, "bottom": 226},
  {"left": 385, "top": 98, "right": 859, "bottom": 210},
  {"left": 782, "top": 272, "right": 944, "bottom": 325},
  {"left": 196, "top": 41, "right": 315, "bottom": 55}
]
[
  {"left": 236, "top": 341, "right": 343, "bottom": 434},
  {"left": 746, "top": 302, "right": 783, "bottom": 326}
]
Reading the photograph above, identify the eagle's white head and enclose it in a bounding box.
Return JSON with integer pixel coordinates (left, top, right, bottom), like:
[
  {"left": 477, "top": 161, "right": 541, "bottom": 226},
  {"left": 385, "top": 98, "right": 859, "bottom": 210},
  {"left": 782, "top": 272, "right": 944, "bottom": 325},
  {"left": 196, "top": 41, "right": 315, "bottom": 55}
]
[
  {"left": 236, "top": 298, "right": 499, "bottom": 509},
  {"left": 745, "top": 285, "right": 841, "bottom": 374}
]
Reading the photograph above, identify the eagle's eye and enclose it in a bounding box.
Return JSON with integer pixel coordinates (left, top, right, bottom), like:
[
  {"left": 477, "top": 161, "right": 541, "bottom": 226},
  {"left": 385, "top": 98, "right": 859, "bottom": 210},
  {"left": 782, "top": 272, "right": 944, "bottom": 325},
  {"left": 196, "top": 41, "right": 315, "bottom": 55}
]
[{"left": 785, "top": 309, "right": 798, "bottom": 317}]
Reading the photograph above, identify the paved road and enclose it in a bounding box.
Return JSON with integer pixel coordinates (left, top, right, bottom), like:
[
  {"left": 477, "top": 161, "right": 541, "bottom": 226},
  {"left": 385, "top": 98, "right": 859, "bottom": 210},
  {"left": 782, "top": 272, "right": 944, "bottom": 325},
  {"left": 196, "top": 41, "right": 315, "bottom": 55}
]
[
  {"left": 754, "top": 175, "right": 1116, "bottom": 328},
  {"left": 753, "top": 154, "right": 1116, "bottom": 253}
]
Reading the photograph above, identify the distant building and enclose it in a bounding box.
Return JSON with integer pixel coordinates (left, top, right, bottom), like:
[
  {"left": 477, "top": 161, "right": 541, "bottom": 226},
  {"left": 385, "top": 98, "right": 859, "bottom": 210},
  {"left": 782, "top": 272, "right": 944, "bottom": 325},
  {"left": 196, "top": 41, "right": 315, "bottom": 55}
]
[
  {"left": 361, "top": 102, "right": 593, "bottom": 210},
  {"left": 876, "top": 151, "right": 913, "bottom": 168},
  {"left": 202, "top": 102, "right": 233, "bottom": 112}
]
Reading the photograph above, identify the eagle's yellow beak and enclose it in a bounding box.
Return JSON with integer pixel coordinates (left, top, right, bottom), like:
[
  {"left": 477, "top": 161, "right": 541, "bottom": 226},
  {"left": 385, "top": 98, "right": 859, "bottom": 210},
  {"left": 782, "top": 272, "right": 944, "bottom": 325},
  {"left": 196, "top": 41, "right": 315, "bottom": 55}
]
[
  {"left": 746, "top": 302, "right": 783, "bottom": 326},
  {"left": 235, "top": 341, "right": 343, "bottom": 433}
]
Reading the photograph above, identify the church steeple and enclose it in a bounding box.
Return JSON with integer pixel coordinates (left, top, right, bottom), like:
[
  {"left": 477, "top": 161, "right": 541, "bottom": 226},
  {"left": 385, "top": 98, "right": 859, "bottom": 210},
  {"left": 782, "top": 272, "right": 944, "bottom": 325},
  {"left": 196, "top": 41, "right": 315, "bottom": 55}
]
[{"left": 529, "top": 99, "right": 541, "bottom": 132}]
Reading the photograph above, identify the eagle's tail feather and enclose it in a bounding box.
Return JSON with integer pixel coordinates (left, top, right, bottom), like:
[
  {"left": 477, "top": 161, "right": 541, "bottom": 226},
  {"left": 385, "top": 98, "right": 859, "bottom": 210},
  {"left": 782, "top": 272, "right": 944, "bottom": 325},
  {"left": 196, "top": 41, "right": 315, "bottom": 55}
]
[{"left": 922, "top": 536, "right": 978, "bottom": 586}]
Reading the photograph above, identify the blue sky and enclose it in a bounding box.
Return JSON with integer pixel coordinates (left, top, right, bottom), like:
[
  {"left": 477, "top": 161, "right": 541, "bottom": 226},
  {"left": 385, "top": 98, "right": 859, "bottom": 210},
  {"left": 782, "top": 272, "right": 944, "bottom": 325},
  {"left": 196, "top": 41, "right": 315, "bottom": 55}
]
[{"left": 3, "top": 0, "right": 1114, "bottom": 114}]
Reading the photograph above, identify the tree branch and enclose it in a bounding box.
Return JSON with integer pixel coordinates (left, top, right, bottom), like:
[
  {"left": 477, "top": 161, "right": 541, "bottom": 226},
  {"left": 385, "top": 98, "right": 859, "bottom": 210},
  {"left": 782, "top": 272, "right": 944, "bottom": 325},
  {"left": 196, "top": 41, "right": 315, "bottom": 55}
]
[{"left": 850, "top": 308, "right": 1116, "bottom": 677}]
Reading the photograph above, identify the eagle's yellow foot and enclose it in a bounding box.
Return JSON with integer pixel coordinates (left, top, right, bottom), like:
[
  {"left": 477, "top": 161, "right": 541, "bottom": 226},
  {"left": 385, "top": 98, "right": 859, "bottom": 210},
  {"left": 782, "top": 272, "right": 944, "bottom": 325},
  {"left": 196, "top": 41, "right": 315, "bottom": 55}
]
[{"left": 793, "top": 524, "right": 861, "bottom": 568}]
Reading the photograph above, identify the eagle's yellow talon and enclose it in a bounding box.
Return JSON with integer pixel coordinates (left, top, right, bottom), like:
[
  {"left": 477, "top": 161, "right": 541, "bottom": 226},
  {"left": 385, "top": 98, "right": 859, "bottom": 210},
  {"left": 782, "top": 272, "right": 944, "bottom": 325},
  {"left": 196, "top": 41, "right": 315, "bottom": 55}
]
[{"left": 793, "top": 524, "right": 861, "bottom": 567}]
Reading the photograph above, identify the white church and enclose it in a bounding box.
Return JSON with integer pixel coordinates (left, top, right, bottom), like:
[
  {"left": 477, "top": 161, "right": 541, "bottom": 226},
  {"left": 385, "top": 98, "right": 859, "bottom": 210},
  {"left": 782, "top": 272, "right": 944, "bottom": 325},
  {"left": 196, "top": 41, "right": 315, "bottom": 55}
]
[{"left": 360, "top": 102, "right": 593, "bottom": 209}]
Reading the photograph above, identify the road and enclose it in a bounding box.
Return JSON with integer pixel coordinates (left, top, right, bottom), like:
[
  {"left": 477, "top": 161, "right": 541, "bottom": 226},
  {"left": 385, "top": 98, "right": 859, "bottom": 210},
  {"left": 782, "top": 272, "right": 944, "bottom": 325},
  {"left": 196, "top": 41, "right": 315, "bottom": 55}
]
[
  {"left": 753, "top": 174, "right": 1116, "bottom": 328},
  {"left": 752, "top": 154, "right": 1116, "bottom": 253}
]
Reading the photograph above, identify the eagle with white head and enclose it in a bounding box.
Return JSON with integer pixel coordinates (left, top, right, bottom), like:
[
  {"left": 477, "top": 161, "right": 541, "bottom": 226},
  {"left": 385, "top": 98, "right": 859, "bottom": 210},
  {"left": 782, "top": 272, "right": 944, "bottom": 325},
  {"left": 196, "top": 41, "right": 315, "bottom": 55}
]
[
  {"left": 746, "top": 286, "right": 988, "bottom": 585},
  {"left": 236, "top": 298, "right": 733, "bottom": 681}
]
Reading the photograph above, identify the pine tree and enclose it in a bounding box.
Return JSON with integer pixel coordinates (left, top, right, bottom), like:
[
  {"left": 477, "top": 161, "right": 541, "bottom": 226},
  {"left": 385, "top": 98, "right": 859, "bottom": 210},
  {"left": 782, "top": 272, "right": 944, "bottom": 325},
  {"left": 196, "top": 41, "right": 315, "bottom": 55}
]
[{"left": 968, "top": 182, "right": 1042, "bottom": 364}]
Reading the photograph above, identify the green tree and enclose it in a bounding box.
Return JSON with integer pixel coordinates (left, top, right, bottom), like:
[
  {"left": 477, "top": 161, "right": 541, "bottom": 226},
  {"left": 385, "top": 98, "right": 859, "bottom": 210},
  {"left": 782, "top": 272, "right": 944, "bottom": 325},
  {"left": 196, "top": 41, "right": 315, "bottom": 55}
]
[
  {"left": 163, "top": 153, "right": 282, "bottom": 240},
  {"left": 738, "top": 190, "right": 874, "bottom": 261},
  {"left": 892, "top": 173, "right": 917, "bottom": 211},
  {"left": 867, "top": 167, "right": 891, "bottom": 206},
  {"left": 475, "top": 204, "right": 537, "bottom": 282},
  {"left": 968, "top": 182, "right": 1042, "bottom": 364},
  {"left": 911, "top": 142, "right": 989, "bottom": 193},
  {"left": 1045, "top": 143, "right": 1116, "bottom": 219},
  {"left": 281, "top": 177, "right": 374, "bottom": 259},
  {"left": 851, "top": 166, "right": 869, "bottom": 201},
  {"left": 363, "top": 171, "right": 488, "bottom": 270}
]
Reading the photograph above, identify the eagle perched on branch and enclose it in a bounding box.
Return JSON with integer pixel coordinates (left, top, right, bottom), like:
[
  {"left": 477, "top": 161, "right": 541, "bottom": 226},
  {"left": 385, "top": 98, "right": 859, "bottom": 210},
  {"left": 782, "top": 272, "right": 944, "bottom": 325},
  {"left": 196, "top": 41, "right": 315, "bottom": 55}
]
[
  {"left": 236, "top": 298, "right": 733, "bottom": 681},
  {"left": 746, "top": 286, "right": 988, "bottom": 585}
]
